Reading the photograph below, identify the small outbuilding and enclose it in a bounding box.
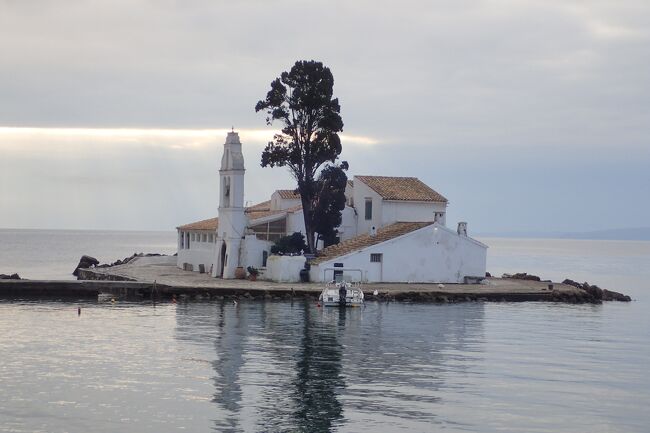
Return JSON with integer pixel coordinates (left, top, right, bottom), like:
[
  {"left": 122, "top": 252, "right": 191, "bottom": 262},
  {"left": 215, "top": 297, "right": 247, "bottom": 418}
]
[{"left": 309, "top": 221, "right": 487, "bottom": 283}]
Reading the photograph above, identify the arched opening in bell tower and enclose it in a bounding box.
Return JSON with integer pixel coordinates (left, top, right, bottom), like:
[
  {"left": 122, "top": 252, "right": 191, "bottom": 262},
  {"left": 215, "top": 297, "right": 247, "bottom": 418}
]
[{"left": 223, "top": 176, "right": 231, "bottom": 208}]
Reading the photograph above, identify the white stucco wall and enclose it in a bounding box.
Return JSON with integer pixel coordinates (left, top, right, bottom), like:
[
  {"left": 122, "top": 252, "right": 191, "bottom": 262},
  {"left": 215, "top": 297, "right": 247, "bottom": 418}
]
[
  {"left": 310, "top": 224, "right": 487, "bottom": 283},
  {"left": 271, "top": 191, "right": 301, "bottom": 210},
  {"left": 176, "top": 230, "right": 216, "bottom": 273},
  {"left": 241, "top": 235, "right": 273, "bottom": 269},
  {"left": 380, "top": 201, "right": 447, "bottom": 227},
  {"left": 338, "top": 206, "right": 358, "bottom": 241},
  {"left": 264, "top": 255, "right": 307, "bottom": 283},
  {"left": 344, "top": 182, "right": 354, "bottom": 207},
  {"left": 286, "top": 210, "right": 306, "bottom": 235},
  {"left": 352, "top": 179, "right": 383, "bottom": 236}
]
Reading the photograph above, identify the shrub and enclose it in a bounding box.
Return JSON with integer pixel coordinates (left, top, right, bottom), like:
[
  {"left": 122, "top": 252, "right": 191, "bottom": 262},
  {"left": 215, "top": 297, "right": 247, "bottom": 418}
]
[{"left": 270, "top": 232, "right": 308, "bottom": 255}]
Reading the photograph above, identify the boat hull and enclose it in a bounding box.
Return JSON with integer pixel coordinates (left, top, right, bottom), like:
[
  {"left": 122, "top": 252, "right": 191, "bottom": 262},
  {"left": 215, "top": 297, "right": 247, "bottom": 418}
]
[{"left": 319, "top": 287, "right": 364, "bottom": 307}]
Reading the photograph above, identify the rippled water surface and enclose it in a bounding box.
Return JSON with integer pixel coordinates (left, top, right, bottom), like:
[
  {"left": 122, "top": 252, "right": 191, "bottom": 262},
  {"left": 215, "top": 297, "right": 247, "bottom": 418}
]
[
  {"left": 1, "top": 235, "right": 649, "bottom": 432},
  {"left": 1, "top": 298, "right": 648, "bottom": 433}
]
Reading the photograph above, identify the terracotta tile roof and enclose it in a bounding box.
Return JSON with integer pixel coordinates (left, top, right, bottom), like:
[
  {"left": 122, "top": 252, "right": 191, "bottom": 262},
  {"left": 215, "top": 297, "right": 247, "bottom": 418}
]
[
  {"left": 276, "top": 189, "right": 301, "bottom": 200},
  {"left": 244, "top": 200, "right": 279, "bottom": 221},
  {"left": 247, "top": 208, "right": 286, "bottom": 221},
  {"left": 289, "top": 205, "right": 303, "bottom": 213},
  {"left": 177, "top": 217, "right": 219, "bottom": 231},
  {"left": 356, "top": 175, "right": 447, "bottom": 202},
  {"left": 248, "top": 204, "right": 303, "bottom": 222},
  {"left": 312, "top": 221, "right": 435, "bottom": 264},
  {"left": 245, "top": 200, "right": 271, "bottom": 213},
  {"left": 176, "top": 200, "right": 301, "bottom": 230}
]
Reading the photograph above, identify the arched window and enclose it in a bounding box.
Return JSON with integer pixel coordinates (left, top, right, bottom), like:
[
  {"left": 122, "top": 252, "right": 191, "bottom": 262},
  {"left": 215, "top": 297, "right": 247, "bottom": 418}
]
[{"left": 223, "top": 176, "right": 231, "bottom": 207}]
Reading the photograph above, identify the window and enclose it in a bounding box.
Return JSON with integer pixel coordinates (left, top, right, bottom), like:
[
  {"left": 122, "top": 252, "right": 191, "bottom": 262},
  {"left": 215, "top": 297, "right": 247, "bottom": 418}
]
[
  {"left": 202, "top": 234, "right": 207, "bottom": 242},
  {"left": 262, "top": 251, "right": 268, "bottom": 267},
  {"left": 364, "top": 198, "right": 372, "bottom": 220},
  {"left": 209, "top": 234, "right": 214, "bottom": 243},
  {"left": 250, "top": 218, "right": 287, "bottom": 242},
  {"left": 333, "top": 262, "right": 344, "bottom": 282},
  {"left": 191, "top": 233, "right": 195, "bottom": 241},
  {"left": 370, "top": 253, "right": 382, "bottom": 263}
]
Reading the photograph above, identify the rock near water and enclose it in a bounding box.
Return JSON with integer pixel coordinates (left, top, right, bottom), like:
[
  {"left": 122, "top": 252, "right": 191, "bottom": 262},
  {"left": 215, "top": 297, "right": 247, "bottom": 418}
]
[
  {"left": 72, "top": 255, "right": 99, "bottom": 276},
  {"left": 0, "top": 273, "right": 21, "bottom": 280},
  {"left": 76, "top": 252, "right": 169, "bottom": 278},
  {"left": 562, "top": 279, "right": 631, "bottom": 302},
  {"left": 502, "top": 272, "right": 541, "bottom": 281}
]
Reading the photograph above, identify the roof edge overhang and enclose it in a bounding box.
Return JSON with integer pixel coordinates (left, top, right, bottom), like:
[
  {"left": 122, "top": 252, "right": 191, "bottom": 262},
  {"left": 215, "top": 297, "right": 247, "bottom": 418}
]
[
  {"left": 313, "top": 222, "right": 436, "bottom": 265},
  {"left": 433, "top": 223, "right": 489, "bottom": 248},
  {"left": 248, "top": 211, "right": 288, "bottom": 226},
  {"left": 313, "top": 221, "right": 487, "bottom": 265},
  {"left": 383, "top": 198, "right": 448, "bottom": 204}
]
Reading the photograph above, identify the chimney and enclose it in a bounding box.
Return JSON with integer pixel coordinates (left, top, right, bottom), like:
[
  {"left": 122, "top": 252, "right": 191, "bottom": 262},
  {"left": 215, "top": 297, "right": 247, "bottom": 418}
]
[
  {"left": 457, "top": 222, "right": 467, "bottom": 236},
  {"left": 369, "top": 226, "right": 377, "bottom": 237}
]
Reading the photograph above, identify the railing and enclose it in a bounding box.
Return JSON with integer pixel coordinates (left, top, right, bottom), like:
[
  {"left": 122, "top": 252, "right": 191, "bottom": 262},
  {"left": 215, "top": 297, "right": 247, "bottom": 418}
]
[{"left": 321, "top": 267, "right": 364, "bottom": 284}]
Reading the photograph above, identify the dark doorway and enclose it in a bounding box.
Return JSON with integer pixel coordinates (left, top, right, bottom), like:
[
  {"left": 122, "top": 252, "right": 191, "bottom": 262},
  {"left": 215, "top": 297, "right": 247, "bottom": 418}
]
[{"left": 219, "top": 243, "right": 227, "bottom": 278}]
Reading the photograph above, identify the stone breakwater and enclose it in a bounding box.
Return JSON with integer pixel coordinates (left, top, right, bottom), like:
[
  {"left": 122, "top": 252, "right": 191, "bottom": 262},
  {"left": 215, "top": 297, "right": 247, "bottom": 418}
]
[
  {"left": 500, "top": 272, "right": 631, "bottom": 302},
  {"left": 1, "top": 256, "right": 632, "bottom": 304},
  {"left": 52, "top": 261, "right": 633, "bottom": 304},
  {"left": 0, "top": 278, "right": 608, "bottom": 304}
]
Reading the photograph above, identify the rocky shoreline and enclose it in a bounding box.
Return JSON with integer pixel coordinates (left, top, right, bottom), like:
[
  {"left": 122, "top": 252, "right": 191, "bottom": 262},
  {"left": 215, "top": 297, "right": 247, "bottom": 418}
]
[
  {"left": 72, "top": 253, "right": 170, "bottom": 277},
  {"left": 501, "top": 272, "right": 631, "bottom": 302}
]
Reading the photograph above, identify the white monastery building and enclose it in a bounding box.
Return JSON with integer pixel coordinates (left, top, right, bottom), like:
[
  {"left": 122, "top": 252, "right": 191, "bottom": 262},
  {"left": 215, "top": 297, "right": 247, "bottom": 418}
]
[{"left": 176, "top": 131, "right": 487, "bottom": 283}]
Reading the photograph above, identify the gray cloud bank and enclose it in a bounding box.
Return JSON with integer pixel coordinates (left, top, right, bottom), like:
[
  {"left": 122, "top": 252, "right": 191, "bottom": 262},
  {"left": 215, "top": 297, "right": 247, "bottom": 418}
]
[{"left": 1, "top": 1, "right": 649, "bottom": 232}]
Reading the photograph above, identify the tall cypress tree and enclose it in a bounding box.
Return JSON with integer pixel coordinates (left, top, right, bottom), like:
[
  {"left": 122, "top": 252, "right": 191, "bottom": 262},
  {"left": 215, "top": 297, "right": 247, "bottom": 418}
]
[{"left": 256, "top": 60, "right": 345, "bottom": 253}]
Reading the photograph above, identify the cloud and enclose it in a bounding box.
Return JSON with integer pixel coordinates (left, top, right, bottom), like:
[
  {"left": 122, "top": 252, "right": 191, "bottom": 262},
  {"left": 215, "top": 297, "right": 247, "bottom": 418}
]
[
  {"left": 0, "top": 127, "right": 380, "bottom": 155},
  {"left": 1, "top": 0, "right": 649, "bottom": 231}
]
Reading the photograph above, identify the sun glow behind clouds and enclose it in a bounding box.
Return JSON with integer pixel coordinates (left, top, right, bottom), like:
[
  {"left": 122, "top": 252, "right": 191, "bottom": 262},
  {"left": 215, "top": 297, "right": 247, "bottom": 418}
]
[{"left": 0, "top": 127, "right": 379, "bottom": 153}]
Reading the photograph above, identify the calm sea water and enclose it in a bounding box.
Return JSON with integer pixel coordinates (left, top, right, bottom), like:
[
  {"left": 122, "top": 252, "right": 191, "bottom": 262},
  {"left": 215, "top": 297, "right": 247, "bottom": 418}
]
[
  {"left": 0, "top": 229, "right": 177, "bottom": 279},
  {"left": 0, "top": 230, "right": 649, "bottom": 432}
]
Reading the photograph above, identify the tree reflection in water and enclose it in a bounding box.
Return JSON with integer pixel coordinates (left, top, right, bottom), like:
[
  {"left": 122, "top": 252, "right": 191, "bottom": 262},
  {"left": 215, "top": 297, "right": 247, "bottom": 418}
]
[
  {"left": 174, "top": 299, "right": 485, "bottom": 432},
  {"left": 290, "top": 301, "right": 345, "bottom": 432}
]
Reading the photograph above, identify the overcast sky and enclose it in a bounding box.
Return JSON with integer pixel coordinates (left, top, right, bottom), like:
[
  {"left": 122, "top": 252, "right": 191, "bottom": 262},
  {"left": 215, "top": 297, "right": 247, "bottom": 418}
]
[{"left": 1, "top": 0, "right": 649, "bottom": 233}]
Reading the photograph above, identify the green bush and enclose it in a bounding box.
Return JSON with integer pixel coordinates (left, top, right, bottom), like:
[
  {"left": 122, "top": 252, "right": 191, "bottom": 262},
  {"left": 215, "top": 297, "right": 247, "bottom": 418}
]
[{"left": 270, "top": 232, "right": 308, "bottom": 255}]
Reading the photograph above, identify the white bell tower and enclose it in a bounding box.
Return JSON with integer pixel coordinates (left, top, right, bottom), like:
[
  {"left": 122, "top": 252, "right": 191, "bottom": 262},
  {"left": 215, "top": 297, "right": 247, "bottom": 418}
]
[{"left": 213, "top": 131, "right": 246, "bottom": 279}]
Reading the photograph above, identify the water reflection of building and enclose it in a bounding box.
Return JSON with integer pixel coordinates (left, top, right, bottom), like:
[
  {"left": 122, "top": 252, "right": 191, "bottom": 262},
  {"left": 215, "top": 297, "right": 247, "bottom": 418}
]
[
  {"left": 174, "top": 302, "right": 246, "bottom": 432},
  {"left": 174, "top": 300, "right": 485, "bottom": 430},
  {"left": 337, "top": 302, "right": 486, "bottom": 424}
]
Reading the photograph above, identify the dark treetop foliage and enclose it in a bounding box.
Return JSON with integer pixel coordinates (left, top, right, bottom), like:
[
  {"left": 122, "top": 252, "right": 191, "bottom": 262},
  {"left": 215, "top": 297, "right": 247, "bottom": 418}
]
[
  {"left": 313, "top": 163, "right": 348, "bottom": 247},
  {"left": 255, "top": 60, "right": 345, "bottom": 253}
]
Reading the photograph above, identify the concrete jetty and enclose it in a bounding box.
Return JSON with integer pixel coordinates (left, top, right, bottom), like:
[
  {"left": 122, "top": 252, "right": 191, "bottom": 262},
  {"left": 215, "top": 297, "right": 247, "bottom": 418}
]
[{"left": 0, "top": 259, "right": 612, "bottom": 303}]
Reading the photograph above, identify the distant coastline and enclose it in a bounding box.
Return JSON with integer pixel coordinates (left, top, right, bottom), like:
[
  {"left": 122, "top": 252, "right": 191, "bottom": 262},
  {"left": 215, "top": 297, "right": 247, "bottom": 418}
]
[{"left": 477, "top": 227, "right": 650, "bottom": 241}]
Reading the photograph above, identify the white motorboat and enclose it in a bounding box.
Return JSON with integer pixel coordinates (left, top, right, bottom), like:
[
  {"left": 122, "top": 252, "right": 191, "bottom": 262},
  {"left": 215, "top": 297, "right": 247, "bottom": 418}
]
[{"left": 319, "top": 281, "right": 364, "bottom": 307}]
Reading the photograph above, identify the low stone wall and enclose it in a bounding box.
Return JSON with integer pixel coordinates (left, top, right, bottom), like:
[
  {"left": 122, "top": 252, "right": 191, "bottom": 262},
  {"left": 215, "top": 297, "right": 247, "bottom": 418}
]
[
  {"left": 0, "top": 280, "right": 153, "bottom": 298},
  {"left": 77, "top": 268, "right": 136, "bottom": 282},
  {"left": 263, "top": 255, "right": 306, "bottom": 283}
]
